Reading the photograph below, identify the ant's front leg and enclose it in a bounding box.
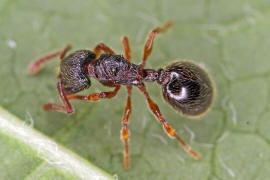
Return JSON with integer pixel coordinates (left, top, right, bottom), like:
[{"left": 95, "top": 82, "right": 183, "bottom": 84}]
[
  {"left": 67, "top": 85, "right": 121, "bottom": 101},
  {"left": 28, "top": 45, "right": 72, "bottom": 74},
  {"left": 43, "top": 78, "right": 74, "bottom": 114},
  {"left": 137, "top": 83, "right": 201, "bottom": 160}
]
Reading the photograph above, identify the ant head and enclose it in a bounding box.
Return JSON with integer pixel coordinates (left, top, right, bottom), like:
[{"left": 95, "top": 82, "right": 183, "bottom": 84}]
[
  {"left": 161, "top": 61, "right": 214, "bottom": 117},
  {"left": 60, "top": 50, "right": 96, "bottom": 94}
]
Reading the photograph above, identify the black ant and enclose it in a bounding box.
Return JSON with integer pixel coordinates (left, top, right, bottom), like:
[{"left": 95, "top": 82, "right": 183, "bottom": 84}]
[{"left": 28, "top": 21, "right": 214, "bottom": 169}]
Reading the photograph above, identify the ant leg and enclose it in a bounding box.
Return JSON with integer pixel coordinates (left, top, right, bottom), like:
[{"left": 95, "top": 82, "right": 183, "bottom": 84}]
[
  {"left": 28, "top": 45, "right": 72, "bottom": 75},
  {"left": 59, "top": 45, "right": 72, "bottom": 60},
  {"left": 141, "top": 21, "right": 173, "bottom": 68},
  {"left": 122, "top": 36, "right": 132, "bottom": 62},
  {"left": 121, "top": 36, "right": 133, "bottom": 169},
  {"left": 67, "top": 85, "right": 121, "bottom": 101},
  {"left": 121, "top": 86, "right": 132, "bottom": 169},
  {"left": 137, "top": 83, "right": 201, "bottom": 160},
  {"left": 43, "top": 78, "right": 74, "bottom": 114},
  {"left": 93, "top": 43, "right": 116, "bottom": 58}
]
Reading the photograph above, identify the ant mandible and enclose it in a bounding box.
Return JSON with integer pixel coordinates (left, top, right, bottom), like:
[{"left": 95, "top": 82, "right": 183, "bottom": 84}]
[{"left": 28, "top": 21, "right": 214, "bottom": 169}]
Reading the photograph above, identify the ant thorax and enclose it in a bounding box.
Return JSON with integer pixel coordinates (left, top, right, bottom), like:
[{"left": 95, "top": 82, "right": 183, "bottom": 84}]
[
  {"left": 91, "top": 54, "right": 143, "bottom": 85},
  {"left": 89, "top": 53, "right": 165, "bottom": 86}
]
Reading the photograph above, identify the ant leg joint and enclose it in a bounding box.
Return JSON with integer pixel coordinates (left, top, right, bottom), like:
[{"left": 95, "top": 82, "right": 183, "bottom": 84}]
[{"left": 121, "top": 127, "right": 129, "bottom": 141}]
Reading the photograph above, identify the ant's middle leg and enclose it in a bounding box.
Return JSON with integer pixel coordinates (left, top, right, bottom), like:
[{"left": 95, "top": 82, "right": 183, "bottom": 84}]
[
  {"left": 28, "top": 44, "right": 72, "bottom": 75},
  {"left": 121, "top": 85, "right": 132, "bottom": 169},
  {"left": 137, "top": 83, "right": 201, "bottom": 160},
  {"left": 141, "top": 21, "right": 173, "bottom": 68},
  {"left": 93, "top": 43, "right": 116, "bottom": 58},
  {"left": 43, "top": 78, "right": 74, "bottom": 114},
  {"left": 121, "top": 36, "right": 133, "bottom": 169},
  {"left": 67, "top": 85, "right": 121, "bottom": 101},
  {"left": 122, "top": 36, "right": 132, "bottom": 62}
]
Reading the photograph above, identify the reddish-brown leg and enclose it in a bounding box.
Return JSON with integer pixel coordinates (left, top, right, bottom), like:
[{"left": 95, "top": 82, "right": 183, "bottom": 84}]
[
  {"left": 93, "top": 42, "right": 116, "bottom": 58},
  {"left": 121, "top": 36, "right": 133, "bottom": 169},
  {"left": 44, "top": 83, "right": 120, "bottom": 114},
  {"left": 43, "top": 78, "right": 74, "bottom": 114},
  {"left": 122, "top": 36, "right": 132, "bottom": 61},
  {"left": 28, "top": 45, "right": 72, "bottom": 75},
  {"left": 141, "top": 21, "right": 173, "bottom": 68},
  {"left": 67, "top": 85, "right": 121, "bottom": 101},
  {"left": 137, "top": 83, "right": 201, "bottom": 160},
  {"left": 121, "top": 85, "right": 132, "bottom": 169},
  {"left": 44, "top": 83, "right": 121, "bottom": 113}
]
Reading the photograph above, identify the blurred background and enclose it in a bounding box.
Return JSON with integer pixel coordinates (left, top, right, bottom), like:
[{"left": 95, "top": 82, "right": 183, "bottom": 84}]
[{"left": 0, "top": 0, "right": 270, "bottom": 179}]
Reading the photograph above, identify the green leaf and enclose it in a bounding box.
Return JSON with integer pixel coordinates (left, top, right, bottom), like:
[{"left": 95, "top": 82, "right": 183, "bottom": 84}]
[
  {"left": 1, "top": 0, "right": 270, "bottom": 179},
  {"left": 0, "top": 107, "right": 113, "bottom": 180}
]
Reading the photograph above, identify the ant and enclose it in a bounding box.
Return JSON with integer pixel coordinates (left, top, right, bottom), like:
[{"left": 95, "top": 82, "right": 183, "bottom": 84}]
[{"left": 28, "top": 21, "right": 214, "bottom": 169}]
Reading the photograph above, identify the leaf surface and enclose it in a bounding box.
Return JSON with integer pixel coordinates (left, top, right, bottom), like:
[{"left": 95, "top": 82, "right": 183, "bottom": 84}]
[{"left": 0, "top": 0, "right": 270, "bottom": 179}]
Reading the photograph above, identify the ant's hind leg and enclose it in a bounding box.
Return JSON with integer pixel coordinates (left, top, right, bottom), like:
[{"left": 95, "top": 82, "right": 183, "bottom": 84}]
[
  {"left": 137, "top": 83, "right": 201, "bottom": 160},
  {"left": 141, "top": 21, "right": 173, "bottom": 68},
  {"left": 43, "top": 78, "right": 74, "bottom": 114},
  {"left": 28, "top": 45, "right": 72, "bottom": 75},
  {"left": 93, "top": 43, "right": 116, "bottom": 58}
]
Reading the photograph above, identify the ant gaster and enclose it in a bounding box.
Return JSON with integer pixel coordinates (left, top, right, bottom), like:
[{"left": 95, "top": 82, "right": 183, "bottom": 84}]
[{"left": 28, "top": 21, "right": 214, "bottom": 169}]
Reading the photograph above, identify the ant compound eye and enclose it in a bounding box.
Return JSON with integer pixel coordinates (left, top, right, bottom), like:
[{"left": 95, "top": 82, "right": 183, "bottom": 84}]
[
  {"left": 162, "top": 61, "right": 214, "bottom": 117},
  {"left": 88, "top": 53, "right": 96, "bottom": 60},
  {"left": 71, "top": 50, "right": 96, "bottom": 62}
]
